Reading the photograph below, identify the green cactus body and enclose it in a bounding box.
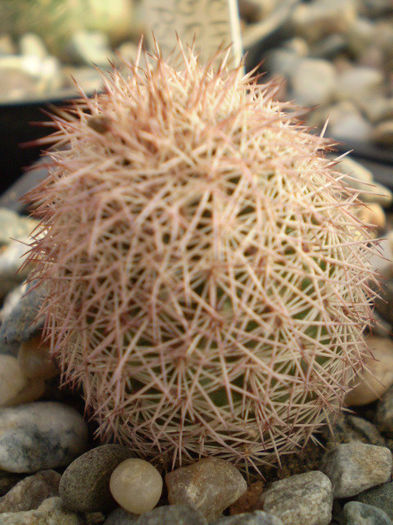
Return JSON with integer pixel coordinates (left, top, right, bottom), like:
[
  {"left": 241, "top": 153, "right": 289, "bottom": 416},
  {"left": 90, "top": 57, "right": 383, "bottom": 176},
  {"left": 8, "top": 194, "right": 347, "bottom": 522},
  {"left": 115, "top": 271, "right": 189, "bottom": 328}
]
[{"left": 26, "top": 46, "right": 377, "bottom": 472}]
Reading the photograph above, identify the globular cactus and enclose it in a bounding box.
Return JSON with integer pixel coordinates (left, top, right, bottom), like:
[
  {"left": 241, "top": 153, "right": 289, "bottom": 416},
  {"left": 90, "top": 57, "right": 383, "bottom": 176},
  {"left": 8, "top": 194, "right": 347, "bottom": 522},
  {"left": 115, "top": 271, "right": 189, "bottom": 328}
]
[{"left": 26, "top": 44, "right": 377, "bottom": 473}]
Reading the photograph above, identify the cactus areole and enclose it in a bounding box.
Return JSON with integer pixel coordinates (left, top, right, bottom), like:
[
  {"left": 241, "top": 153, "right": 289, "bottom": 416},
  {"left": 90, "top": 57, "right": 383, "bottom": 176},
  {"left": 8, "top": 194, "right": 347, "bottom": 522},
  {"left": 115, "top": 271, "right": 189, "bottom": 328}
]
[{"left": 26, "top": 44, "right": 376, "bottom": 473}]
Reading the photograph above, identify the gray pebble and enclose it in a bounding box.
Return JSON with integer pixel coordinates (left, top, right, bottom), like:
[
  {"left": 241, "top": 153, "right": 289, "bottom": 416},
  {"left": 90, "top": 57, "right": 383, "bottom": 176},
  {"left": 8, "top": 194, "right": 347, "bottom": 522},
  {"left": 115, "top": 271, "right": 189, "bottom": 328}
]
[
  {"left": 0, "top": 281, "right": 46, "bottom": 345},
  {"left": 0, "top": 469, "right": 60, "bottom": 513},
  {"left": 262, "top": 470, "right": 333, "bottom": 525},
  {"left": 357, "top": 482, "right": 393, "bottom": 520},
  {"left": 0, "top": 496, "right": 81, "bottom": 524},
  {"left": 321, "top": 443, "right": 392, "bottom": 498},
  {"left": 166, "top": 458, "right": 247, "bottom": 522},
  {"left": 212, "top": 510, "right": 284, "bottom": 524},
  {"left": 60, "top": 444, "right": 133, "bottom": 513},
  {"left": 133, "top": 504, "right": 207, "bottom": 525},
  {"left": 323, "top": 413, "right": 386, "bottom": 448},
  {"left": 104, "top": 507, "right": 138, "bottom": 525},
  {"left": 0, "top": 402, "right": 88, "bottom": 473},
  {"left": 377, "top": 384, "right": 393, "bottom": 436},
  {"left": 343, "top": 501, "right": 392, "bottom": 525}
]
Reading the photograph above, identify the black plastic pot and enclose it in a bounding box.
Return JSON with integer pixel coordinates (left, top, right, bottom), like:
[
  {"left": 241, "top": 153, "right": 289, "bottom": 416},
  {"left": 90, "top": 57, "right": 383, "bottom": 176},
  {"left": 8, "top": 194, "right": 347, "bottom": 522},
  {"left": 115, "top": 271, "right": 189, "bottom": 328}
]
[{"left": 0, "top": 89, "right": 85, "bottom": 195}]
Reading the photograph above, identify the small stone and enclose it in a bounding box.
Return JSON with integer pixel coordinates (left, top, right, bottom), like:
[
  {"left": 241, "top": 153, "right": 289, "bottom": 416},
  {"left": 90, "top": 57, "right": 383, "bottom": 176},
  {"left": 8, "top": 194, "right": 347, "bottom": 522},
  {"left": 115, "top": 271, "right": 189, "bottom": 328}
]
[
  {"left": 321, "top": 442, "right": 392, "bottom": 498},
  {"left": 0, "top": 209, "right": 37, "bottom": 246},
  {"left": 60, "top": 444, "right": 133, "bottom": 513},
  {"left": 67, "top": 31, "right": 113, "bottom": 67},
  {"left": 133, "top": 504, "right": 207, "bottom": 525},
  {"left": 0, "top": 469, "right": 60, "bottom": 513},
  {"left": 344, "top": 336, "right": 393, "bottom": 406},
  {"left": 103, "top": 507, "right": 138, "bottom": 525},
  {"left": 264, "top": 49, "right": 301, "bottom": 78},
  {"left": 0, "top": 281, "right": 46, "bottom": 345},
  {"left": 372, "top": 121, "right": 393, "bottom": 146},
  {"left": 323, "top": 412, "right": 386, "bottom": 448},
  {"left": 376, "top": 384, "right": 393, "bottom": 436},
  {"left": 291, "top": 0, "right": 357, "bottom": 43},
  {"left": 360, "top": 97, "right": 393, "bottom": 124},
  {"left": 166, "top": 458, "right": 247, "bottom": 522},
  {"left": 357, "top": 482, "right": 393, "bottom": 520},
  {"left": 109, "top": 458, "right": 163, "bottom": 515},
  {"left": 212, "top": 510, "right": 284, "bottom": 524},
  {"left": 3, "top": 376, "right": 45, "bottom": 407},
  {"left": 17, "top": 334, "right": 58, "bottom": 380},
  {"left": 327, "top": 102, "right": 372, "bottom": 143},
  {"left": 335, "top": 67, "right": 384, "bottom": 103},
  {"left": 342, "top": 501, "right": 392, "bottom": 525},
  {"left": 0, "top": 355, "right": 27, "bottom": 407},
  {"left": 0, "top": 402, "right": 88, "bottom": 473},
  {"left": 262, "top": 471, "right": 333, "bottom": 525},
  {"left": 0, "top": 496, "right": 81, "bottom": 524},
  {"left": 347, "top": 17, "right": 375, "bottom": 57},
  {"left": 19, "top": 33, "right": 48, "bottom": 59},
  {"left": 290, "top": 58, "right": 336, "bottom": 106},
  {"left": 229, "top": 481, "right": 264, "bottom": 515}
]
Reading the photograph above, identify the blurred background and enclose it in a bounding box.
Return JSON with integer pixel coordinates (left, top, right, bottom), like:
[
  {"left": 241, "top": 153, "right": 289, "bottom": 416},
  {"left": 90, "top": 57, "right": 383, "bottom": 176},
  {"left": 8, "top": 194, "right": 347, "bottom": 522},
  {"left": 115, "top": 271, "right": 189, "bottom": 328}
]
[{"left": 0, "top": 0, "right": 392, "bottom": 194}]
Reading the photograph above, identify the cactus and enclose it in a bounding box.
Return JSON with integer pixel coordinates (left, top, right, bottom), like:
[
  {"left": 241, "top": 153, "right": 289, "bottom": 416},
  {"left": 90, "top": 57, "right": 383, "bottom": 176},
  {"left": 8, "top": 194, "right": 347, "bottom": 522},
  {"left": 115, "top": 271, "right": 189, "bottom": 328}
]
[{"left": 25, "top": 44, "right": 377, "bottom": 472}]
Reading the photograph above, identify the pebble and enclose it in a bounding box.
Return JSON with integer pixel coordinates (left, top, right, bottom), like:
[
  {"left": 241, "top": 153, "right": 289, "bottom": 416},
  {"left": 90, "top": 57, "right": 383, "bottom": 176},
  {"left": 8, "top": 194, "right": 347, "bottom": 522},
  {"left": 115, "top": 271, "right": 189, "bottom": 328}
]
[
  {"left": 290, "top": 58, "right": 336, "bottom": 106},
  {"left": 372, "top": 121, "right": 393, "bottom": 146},
  {"left": 0, "top": 209, "right": 38, "bottom": 246},
  {"left": 0, "top": 469, "right": 60, "bottom": 513},
  {"left": 17, "top": 335, "right": 58, "bottom": 380},
  {"left": 0, "top": 281, "right": 46, "bottom": 345},
  {"left": 67, "top": 31, "right": 113, "bottom": 67},
  {"left": 212, "top": 511, "right": 284, "bottom": 524},
  {"left": 103, "top": 507, "right": 138, "bottom": 525},
  {"left": 19, "top": 33, "right": 48, "bottom": 60},
  {"left": 0, "top": 496, "right": 81, "bottom": 525},
  {"left": 261, "top": 471, "right": 333, "bottom": 525},
  {"left": 344, "top": 336, "right": 393, "bottom": 406},
  {"left": 110, "top": 458, "right": 163, "bottom": 515},
  {"left": 166, "top": 458, "right": 247, "bottom": 522},
  {"left": 321, "top": 442, "right": 392, "bottom": 498},
  {"left": 0, "top": 355, "right": 27, "bottom": 407},
  {"left": 376, "top": 385, "right": 393, "bottom": 436},
  {"left": 60, "top": 444, "right": 133, "bottom": 513},
  {"left": 327, "top": 102, "right": 372, "bottom": 142},
  {"left": 357, "top": 482, "right": 393, "bottom": 520},
  {"left": 291, "top": 0, "right": 357, "bottom": 43},
  {"left": 323, "top": 412, "right": 387, "bottom": 448},
  {"left": 0, "top": 402, "right": 88, "bottom": 473},
  {"left": 342, "top": 501, "right": 393, "bottom": 525},
  {"left": 229, "top": 481, "right": 265, "bottom": 515},
  {"left": 336, "top": 66, "right": 384, "bottom": 102},
  {"left": 132, "top": 504, "right": 207, "bottom": 525},
  {"left": 360, "top": 97, "right": 393, "bottom": 124}
]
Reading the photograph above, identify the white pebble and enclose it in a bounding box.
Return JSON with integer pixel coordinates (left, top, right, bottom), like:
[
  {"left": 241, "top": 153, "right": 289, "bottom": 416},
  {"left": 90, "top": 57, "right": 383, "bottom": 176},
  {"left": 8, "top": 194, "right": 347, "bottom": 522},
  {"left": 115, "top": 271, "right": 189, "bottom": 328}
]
[
  {"left": 109, "top": 458, "right": 163, "bottom": 514},
  {"left": 0, "top": 355, "right": 27, "bottom": 406}
]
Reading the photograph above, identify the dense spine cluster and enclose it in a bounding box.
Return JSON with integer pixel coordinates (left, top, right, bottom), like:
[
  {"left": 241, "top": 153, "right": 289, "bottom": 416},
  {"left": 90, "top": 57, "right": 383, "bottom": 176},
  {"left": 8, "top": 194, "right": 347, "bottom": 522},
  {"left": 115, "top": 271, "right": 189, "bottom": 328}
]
[{"left": 26, "top": 44, "right": 377, "bottom": 472}]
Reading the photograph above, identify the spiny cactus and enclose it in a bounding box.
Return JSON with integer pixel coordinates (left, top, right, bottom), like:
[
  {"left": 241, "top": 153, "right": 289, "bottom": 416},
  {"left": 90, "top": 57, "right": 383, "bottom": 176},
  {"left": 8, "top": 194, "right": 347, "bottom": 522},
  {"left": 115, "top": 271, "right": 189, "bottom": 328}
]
[{"left": 26, "top": 44, "right": 377, "bottom": 473}]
